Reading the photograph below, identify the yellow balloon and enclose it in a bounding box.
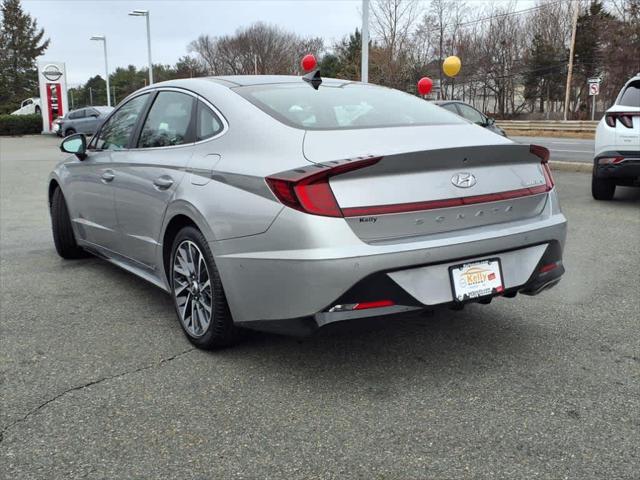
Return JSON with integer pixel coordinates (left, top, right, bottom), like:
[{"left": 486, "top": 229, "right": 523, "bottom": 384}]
[{"left": 443, "top": 56, "right": 461, "bottom": 78}]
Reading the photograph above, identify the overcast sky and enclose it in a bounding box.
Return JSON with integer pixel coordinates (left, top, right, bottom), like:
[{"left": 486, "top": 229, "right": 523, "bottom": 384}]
[
  {"left": 22, "top": 0, "right": 362, "bottom": 86},
  {"left": 22, "top": 0, "right": 532, "bottom": 87}
]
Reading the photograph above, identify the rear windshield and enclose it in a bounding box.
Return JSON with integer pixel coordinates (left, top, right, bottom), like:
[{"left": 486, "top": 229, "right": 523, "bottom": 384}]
[
  {"left": 617, "top": 80, "right": 640, "bottom": 107},
  {"left": 234, "top": 83, "right": 465, "bottom": 130}
]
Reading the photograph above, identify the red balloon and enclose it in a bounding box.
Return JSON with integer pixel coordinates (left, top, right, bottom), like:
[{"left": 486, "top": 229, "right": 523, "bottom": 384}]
[
  {"left": 417, "top": 77, "right": 433, "bottom": 95},
  {"left": 301, "top": 54, "right": 317, "bottom": 72}
]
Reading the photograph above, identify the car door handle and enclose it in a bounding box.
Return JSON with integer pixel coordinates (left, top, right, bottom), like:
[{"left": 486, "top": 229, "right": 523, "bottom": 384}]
[
  {"left": 153, "top": 176, "right": 174, "bottom": 189},
  {"left": 101, "top": 170, "right": 115, "bottom": 183}
]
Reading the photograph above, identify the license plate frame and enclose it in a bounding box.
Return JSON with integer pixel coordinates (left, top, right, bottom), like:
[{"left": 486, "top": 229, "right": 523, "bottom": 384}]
[{"left": 449, "top": 258, "right": 505, "bottom": 303}]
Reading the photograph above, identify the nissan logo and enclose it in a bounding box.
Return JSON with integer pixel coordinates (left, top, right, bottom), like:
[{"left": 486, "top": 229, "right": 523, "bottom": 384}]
[
  {"left": 42, "top": 64, "right": 63, "bottom": 82},
  {"left": 451, "top": 172, "right": 477, "bottom": 188}
]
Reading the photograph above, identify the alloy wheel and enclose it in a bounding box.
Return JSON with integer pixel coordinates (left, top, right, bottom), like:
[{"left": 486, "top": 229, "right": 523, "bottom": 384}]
[{"left": 172, "top": 240, "right": 213, "bottom": 337}]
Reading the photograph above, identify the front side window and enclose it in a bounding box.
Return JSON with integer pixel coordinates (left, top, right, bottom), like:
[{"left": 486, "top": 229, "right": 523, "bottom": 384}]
[
  {"left": 94, "top": 94, "right": 150, "bottom": 150},
  {"left": 138, "top": 91, "right": 195, "bottom": 148},
  {"left": 23, "top": 99, "right": 33, "bottom": 107},
  {"left": 617, "top": 80, "right": 640, "bottom": 107},
  {"left": 235, "top": 83, "right": 465, "bottom": 130},
  {"left": 456, "top": 104, "right": 486, "bottom": 125},
  {"left": 196, "top": 101, "right": 224, "bottom": 141}
]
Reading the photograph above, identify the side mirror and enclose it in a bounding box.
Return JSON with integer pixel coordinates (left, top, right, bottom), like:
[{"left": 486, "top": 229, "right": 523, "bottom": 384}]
[
  {"left": 486, "top": 117, "right": 496, "bottom": 126},
  {"left": 60, "top": 133, "right": 87, "bottom": 160}
]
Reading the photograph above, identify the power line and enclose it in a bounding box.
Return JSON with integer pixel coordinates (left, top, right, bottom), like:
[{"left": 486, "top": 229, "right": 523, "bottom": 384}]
[{"left": 416, "top": 0, "right": 565, "bottom": 37}]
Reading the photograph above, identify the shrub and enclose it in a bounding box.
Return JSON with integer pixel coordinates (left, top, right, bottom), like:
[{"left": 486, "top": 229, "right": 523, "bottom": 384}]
[{"left": 0, "top": 114, "right": 42, "bottom": 136}]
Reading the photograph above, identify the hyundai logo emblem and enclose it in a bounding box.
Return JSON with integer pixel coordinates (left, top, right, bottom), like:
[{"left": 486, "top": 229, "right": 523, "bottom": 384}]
[{"left": 451, "top": 172, "right": 477, "bottom": 188}]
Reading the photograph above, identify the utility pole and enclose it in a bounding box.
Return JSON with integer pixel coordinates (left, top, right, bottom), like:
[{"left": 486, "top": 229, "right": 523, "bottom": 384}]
[
  {"left": 361, "top": 0, "right": 369, "bottom": 83},
  {"left": 563, "top": 1, "right": 579, "bottom": 121}
]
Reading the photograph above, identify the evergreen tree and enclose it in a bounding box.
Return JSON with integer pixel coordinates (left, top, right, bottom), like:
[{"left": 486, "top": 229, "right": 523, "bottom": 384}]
[
  {"left": 0, "top": 0, "right": 49, "bottom": 113},
  {"left": 524, "top": 34, "right": 566, "bottom": 113}
]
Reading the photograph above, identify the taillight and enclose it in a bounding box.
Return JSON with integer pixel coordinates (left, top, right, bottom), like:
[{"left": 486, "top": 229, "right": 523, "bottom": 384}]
[
  {"left": 598, "top": 156, "right": 625, "bottom": 165},
  {"left": 266, "top": 157, "right": 381, "bottom": 217},
  {"left": 530, "top": 144, "right": 554, "bottom": 189},
  {"left": 605, "top": 112, "right": 636, "bottom": 129},
  {"left": 605, "top": 114, "right": 616, "bottom": 127}
]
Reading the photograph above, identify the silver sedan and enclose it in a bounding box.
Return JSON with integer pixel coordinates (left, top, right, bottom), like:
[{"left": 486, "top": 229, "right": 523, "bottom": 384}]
[{"left": 49, "top": 75, "right": 567, "bottom": 349}]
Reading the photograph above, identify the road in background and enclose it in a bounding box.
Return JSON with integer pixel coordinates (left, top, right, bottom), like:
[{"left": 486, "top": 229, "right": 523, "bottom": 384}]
[
  {"left": 1, "top": 136, "right": 638, "bottom": 479},
  {"left": 512, "top": 136, "right": 594, "bottom": 163}
]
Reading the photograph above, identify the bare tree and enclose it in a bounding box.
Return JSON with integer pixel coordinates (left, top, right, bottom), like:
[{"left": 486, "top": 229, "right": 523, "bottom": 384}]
[
  {"left": 369, "top": 0, "right": 420, "bottom": 89},
  {"left": 189, "top": 23, "right": 323, "bottom": 76}
]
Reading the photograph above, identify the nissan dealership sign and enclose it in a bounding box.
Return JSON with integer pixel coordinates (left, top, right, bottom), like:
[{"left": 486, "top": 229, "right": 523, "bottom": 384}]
[{"left": 37, "top": 61, "right": 69, "bottom": 133}]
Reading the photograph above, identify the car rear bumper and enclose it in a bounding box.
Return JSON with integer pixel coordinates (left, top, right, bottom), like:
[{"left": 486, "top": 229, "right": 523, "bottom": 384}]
[
  {"left": 594, "top": 151, "right": 640, "bottom": 181},
  {"left": 213, "top": 190, "right": 567, "bottom": 332}
]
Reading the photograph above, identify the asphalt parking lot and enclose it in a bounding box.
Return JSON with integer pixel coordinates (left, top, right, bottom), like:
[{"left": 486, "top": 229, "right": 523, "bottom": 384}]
[{"left": 1, "top": 135, "right": 639, "bottom": 479}]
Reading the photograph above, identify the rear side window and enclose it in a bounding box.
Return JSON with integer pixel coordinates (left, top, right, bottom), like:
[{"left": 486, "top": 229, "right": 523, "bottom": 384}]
[
  {"left": 457, "top": 104, "right": 486, "bottom": 125},
  {"left": 68, "top": 109, "right": 84, "bottom": 120},
  {"left": 196, "top": 101, "right": 224, "bottom": 141},
  {"left": 439, "top": 103, "right": 459, "bottom": 115},
  {"left": 235, "top": 83, "right": 464, "bottom": 130},
  {"left": 139, "top": 91, "right": 196, "bottom": 148},
  {"left": 617, "top": 80, "right": 640, "bottom": 107}
]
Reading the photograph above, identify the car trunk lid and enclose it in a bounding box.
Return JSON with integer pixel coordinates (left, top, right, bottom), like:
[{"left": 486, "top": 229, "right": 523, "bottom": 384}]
[{"left": 302, "top": 125, "right": 551, "bottom": 242}]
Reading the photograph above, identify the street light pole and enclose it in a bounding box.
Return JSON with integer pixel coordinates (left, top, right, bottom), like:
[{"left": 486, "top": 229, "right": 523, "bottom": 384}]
[
  {"left": 90, "top": 35, "right": 111, "bottom": 107},
  {"left": 361, "top": 0, "right": 369, "bottom": 83},
  {"left": 129, "top": 9, "right": 153, "bottom": 84}
]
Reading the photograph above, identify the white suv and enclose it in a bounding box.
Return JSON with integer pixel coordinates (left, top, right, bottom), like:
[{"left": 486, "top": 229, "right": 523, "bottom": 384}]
[
  {"left": 592, "top": 74, "right": 640, "bottom": 200},
  {"left": 11, "top": 97, "right": 42, "bottom": 115}
]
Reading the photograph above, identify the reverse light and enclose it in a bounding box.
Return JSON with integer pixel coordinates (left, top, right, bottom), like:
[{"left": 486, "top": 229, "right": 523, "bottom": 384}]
[{"left": 266, "top": 157, "right": 381, "bottom": 217}]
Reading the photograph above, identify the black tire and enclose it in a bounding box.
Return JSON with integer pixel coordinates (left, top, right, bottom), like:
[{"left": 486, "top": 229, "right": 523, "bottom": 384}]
[
  {"left": 35, "top": 106, "right": 41, "bottom": 114},
  {"left": 50, "top": 187, "right": 87, "bottom": 259},
  {"left": 169, "top": 226, "right": 239, "bottom": 349},
  {"left": 64, "top": 128, "right": 76, "bottom": 137},
  {"left": 592, "top": 174, "right": 616, "bottom": 200}
]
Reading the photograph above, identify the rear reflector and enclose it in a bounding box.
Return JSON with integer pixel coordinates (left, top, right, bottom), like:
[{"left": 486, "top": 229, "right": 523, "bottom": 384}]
[
  {"left": 540, "top": 261, "right": 561, "bottom": 273},
  {"left": 353, "top": 300, "right": 395, "bottom": 310},
  {"left": 328, "top": 300, "right": 395, "bottom": 312}
]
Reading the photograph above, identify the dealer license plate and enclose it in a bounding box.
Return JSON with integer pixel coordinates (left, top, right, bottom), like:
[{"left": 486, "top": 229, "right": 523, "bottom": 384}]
[{"left": 450, "top": 258, "right": 504, "bottom": 302}]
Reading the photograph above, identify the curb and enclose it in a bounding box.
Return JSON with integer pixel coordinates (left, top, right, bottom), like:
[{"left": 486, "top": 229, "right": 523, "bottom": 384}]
[{"left": 549, "top": 160, "right": 592, "bottom": 173}]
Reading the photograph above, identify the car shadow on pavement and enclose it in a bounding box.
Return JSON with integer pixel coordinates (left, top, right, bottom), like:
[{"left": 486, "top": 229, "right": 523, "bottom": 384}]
[
  {"left": 208, "top": 303, "right": 547, "bottom": 390},
  {"left": 609, "top": 185, "right": 640, "bottom": 203},
  {"left": 71, "top": 247, "right": 551, "bottom": 388}
]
